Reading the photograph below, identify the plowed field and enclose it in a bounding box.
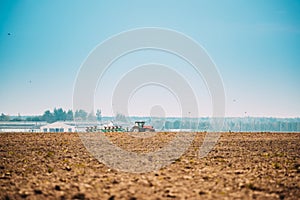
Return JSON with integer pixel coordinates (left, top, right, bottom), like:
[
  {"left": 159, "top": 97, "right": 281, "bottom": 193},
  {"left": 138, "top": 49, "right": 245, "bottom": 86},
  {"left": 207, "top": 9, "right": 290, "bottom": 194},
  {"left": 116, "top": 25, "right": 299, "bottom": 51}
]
[{"left": 1, "top": 132, "right": 299, "bottom": 199}]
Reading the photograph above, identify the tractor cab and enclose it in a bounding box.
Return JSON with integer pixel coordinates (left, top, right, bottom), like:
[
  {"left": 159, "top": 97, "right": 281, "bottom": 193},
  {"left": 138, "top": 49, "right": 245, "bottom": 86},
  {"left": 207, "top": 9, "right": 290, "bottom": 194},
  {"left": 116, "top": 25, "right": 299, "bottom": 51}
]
[{"left": 135, "top": 121, "right": 145, "bottom": 128}]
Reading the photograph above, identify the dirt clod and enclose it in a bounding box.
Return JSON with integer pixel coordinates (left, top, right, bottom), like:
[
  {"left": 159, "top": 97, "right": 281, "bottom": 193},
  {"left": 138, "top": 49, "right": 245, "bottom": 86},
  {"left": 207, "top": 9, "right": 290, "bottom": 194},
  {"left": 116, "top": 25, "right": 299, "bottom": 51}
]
[{"left": 72, "top": 193, "right": 85, "bottom": 200}]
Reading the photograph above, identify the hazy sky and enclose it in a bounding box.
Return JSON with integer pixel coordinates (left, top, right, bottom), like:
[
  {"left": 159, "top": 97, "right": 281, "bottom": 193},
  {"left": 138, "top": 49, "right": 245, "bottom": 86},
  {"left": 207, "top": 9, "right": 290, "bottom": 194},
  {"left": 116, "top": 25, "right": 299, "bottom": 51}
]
[{"left": 0, "top": 0, "right": 299, "bottom": 117}]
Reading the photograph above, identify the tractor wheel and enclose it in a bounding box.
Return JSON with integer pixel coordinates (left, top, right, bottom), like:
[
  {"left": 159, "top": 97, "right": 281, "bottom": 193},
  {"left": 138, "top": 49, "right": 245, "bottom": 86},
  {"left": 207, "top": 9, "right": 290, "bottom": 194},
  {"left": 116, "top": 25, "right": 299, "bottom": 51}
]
[
  {"left": 132, "top": 127, "right": 140, "bottom": 132},
  {"left": 144, "top": 128, "right": 150, "bottom": 132}
]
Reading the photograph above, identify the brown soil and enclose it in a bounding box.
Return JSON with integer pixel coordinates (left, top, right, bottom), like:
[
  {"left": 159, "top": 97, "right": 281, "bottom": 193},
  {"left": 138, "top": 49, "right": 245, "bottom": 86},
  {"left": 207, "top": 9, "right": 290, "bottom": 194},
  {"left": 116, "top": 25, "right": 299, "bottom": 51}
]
[{"left": 0, "top": 132, "right": 299, "bottom": 200}]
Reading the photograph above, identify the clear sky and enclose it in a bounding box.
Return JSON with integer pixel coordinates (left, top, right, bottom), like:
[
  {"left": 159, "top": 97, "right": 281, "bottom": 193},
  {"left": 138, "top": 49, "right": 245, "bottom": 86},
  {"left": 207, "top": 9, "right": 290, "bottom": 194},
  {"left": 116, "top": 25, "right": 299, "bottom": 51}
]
[{"left": 0, "top": 0, "right": 299, "bottom": 117}]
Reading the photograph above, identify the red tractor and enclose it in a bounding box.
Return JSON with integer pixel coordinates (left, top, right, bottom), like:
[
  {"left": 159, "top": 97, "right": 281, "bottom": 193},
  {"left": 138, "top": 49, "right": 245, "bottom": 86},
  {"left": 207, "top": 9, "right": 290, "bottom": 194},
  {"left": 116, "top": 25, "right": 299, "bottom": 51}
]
[{"left": 130, "top": 121, "right": 155, "bottom": 132}]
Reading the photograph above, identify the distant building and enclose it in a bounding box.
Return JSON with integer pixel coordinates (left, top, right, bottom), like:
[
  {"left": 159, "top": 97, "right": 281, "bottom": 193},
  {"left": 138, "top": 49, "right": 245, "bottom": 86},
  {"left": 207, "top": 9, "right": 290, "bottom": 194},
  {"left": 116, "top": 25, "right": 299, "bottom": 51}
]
[
  {"left": 40, "top": 122, "right": 76, "bottom": 133},
  {"left": 0, "top": 121, "right": 46, "bottom": 132}
]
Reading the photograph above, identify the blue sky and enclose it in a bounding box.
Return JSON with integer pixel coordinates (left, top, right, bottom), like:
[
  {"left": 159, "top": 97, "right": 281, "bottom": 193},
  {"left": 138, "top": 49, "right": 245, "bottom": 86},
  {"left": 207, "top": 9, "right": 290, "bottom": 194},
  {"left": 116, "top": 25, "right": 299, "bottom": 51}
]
[{"left": 0, "top": 0, "right": 299, "bottom": 117}]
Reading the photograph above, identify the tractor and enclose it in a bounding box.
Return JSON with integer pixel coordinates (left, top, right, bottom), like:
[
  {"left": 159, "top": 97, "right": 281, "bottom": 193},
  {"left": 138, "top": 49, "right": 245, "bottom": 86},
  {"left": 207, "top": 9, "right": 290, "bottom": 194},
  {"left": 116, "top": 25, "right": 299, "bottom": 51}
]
[{"left": 130, "top": 121, "right": 155, "bottom": 132}]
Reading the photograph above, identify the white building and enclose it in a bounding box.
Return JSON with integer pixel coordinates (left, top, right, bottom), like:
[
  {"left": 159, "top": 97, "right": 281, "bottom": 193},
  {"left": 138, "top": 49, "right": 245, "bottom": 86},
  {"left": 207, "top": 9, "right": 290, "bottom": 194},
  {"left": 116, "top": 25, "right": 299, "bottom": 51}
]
[{"left": 40, "top": 122, "right": 76, "bottom": 133}]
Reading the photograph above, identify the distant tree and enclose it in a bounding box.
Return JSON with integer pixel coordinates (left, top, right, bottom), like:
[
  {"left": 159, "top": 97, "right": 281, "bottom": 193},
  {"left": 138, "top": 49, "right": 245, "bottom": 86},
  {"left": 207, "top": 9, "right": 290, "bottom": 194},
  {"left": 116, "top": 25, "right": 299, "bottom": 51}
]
[
  {"left": 164, "top": 121, "right": 172, "bottom": 129},
  {"left": 173, "top": 120, "right": 181, "bottom": 129},
  {"left": 74, "top": 109, "right": 88, "bottom": 121},
  {"left": 14, "top": 113, "right": 23, "bottom": 121},
  {"left": 66, "top": 110, "right": 74, "bottom": 121},
  {"left": 42, "top": 110, "right": 54, "bottom": 123},
  {"left": 115, "top": 113, "right": 127, "bottom": 122},
  {"left": 11, "top": 118, "right": 23, "bottom": 121},
  {"left": 87, "top": 111, "right": 97, "bottom": 121},
  {"left": 190, "top": 121, "right": 197, "bottom": 130},
  {"left": 198, "top": 122, "right": 209, "bottom": 131},
  {"left": 25, "top": 116, "right": 32, "bottom": 121},
  {"left": 11, "top": 113, "right": 23, "bottom": 121},
  {"left": 0, "top": 113, "right": 10, "bottom": 121},
  {"left": 25, "top": 116, "right": 42, "bottom": 121},
  {"left": 96, "top": 109, "right": 102, "bottom": 122},
  {"left": 181, "top": 120, "right": 191, "bottom": 129},
  {"left": 53, "top": 108, "right": 67, "bottom": 121}
]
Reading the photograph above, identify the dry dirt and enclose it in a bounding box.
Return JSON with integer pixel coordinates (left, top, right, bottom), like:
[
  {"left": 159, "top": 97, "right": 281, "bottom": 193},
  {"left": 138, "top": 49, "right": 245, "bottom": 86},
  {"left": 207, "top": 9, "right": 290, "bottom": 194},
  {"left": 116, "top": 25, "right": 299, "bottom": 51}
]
[{"left": 0, "top": 132, "right": 299, "bottom": 200}]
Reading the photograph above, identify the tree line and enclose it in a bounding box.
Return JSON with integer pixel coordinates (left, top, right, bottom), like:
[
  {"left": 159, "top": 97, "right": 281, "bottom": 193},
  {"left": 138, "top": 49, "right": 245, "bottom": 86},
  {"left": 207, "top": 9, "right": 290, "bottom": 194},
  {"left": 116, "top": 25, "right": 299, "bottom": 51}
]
[
  {"left": 159, "top": 118, "right": 300, "bottom": 132},
  {"left": 0, "top": 108, "right": 102, "bottom": 123}
]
